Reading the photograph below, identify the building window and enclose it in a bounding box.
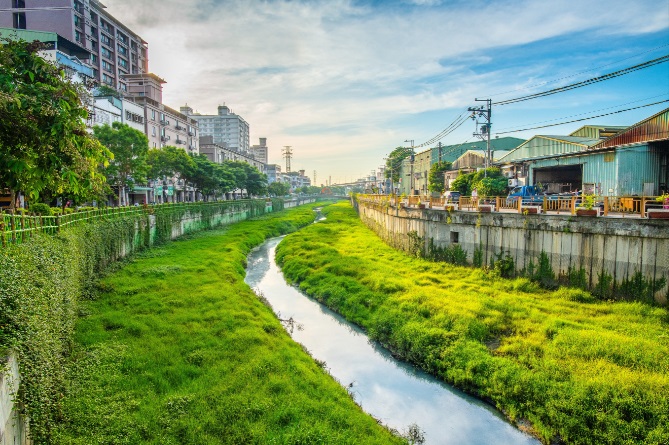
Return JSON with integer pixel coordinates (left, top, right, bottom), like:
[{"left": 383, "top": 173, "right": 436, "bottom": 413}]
[
  {"left": 75, "top": 30, "right": 82, "bottom": 42},
  {"left": 12, "top": 12, "right": 26, "bottom": 29},
  {"left": 151, "top": 110, "right": 156, "bottom": 120},
  {"left": 91, "top": 40, "right": 97, "bottom": 50},
  {"left": 101, "top": 47, "right": 112, "bottom": 59},
  {"left": 13, "top": 0, "right": 25, "bottom": 8},
  {"left": 152, "top": 126, "right": 156, "bottom": 136},
  {"left": 118, "top": 57, "right": 128, "bottom": 68},
  {"left": 90, "top": 54, "right": 98, "bottom": 64},
  {"left": 450, "top": 231, "right": 459, "bottom": 244}
]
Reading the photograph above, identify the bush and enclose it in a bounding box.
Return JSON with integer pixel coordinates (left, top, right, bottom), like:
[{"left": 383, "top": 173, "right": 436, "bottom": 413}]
[{"left": 28, "top": 203, "right": 52, "bottom": 216}]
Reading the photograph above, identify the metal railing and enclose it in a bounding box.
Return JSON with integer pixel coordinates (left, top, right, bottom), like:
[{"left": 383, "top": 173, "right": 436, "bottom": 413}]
[{"left": 357, "top": 194, "right": 669, "bottom": 219}]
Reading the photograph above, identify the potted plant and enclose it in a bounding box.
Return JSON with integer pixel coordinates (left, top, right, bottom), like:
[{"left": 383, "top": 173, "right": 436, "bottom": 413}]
[
  {"left": 576, "top": 194, "right": 598, "bottom": 216},
  {"left": 417, "top": 200, "right": 426, "bottom": 209},
  {"left": 648, "top": 193, "right": 669, "bottom": 219}
]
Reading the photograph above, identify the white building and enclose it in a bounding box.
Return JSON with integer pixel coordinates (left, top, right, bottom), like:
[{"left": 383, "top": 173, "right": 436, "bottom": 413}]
[{"left": 181, "top": 105, "right": 250, "bottom": 154}]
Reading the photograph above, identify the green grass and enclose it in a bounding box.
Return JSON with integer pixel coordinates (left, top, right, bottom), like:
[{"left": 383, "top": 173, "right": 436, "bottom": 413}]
[
  {"left": 275, "top": 202, "right": 669, "bottom": 445},
  {"left": 53, "top": 204, "right": 406, "bottom": 445}
]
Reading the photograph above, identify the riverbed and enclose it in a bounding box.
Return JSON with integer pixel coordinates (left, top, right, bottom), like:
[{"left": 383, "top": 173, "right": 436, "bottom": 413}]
[{"left": 245, "top": 236, "right": 540, "bottom": 445}]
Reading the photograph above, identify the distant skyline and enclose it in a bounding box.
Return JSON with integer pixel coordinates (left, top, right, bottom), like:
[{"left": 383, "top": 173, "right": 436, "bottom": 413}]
[{"left": 104, "top": 0, "right": 669, "bottom": 185}]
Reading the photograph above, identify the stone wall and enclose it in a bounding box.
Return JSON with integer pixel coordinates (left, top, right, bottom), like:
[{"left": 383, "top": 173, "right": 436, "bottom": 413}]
[
  {"left": 356, "top": 200, "right": 669, "bottom": 302},
  {"left": 0, "top": 355, "right": 29, "bottom": 445}
]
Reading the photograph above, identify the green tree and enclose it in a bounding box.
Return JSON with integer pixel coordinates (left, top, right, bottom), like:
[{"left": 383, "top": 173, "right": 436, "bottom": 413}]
[
  {"left": 384, "top": 146, "right": 413, "bottom": 184},
  {"left": 94, "top": 122, "right": 149, "bottom": 205},
  {"left": 224, "top": 161, "right": 267, "bottom": 197},
  {"left": 147, "top": 146, "right": 195, "bottom": 202},
  {"left": 0, "top": 38, "right": 111, "bottom": 208},
  {"left": 428, "top": 161, "right": 452, "bottom": 194},
  {"left": 450, "top": 171, "right": 474, "bottom": 195},
  {"left": 472, "top": 168, "right": 507, "bottom": 197},
  {"left": 268, "top": 181, "right": 290, "bottom": 197}
]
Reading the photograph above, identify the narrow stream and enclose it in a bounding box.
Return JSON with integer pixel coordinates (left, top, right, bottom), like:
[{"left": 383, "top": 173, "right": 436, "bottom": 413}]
[{"left": 245, "top": 235, "right": 540, "bottom": 445}]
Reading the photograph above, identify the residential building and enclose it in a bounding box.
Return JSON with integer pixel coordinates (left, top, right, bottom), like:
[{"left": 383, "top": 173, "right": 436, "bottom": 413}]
[
  {"left": 124, "top": 73, "right": 199, "bottom": 153},
  {"left": 0, "top": 27, "right": 94, "bottom": 82},
  {"left": 250, "top": 138, "right": 268, "bottom": 164},
  {"left": 199, "top": 136, "right": 264, "bottom": 172},
  {"left": 0, "top": 0, "right": 149, "bottom": 91},
  {"left": 444, "top": 149, "right": 511, "bottom": 190},
  {"left": 265, "top": 164, "right": 281, "bottom": 184},
  {"left": 182, "top": 104, "right": 250, "bottom": 154}
]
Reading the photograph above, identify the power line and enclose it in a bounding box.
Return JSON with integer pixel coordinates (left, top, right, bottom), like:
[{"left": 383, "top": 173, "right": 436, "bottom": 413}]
[
  {"left": 486, "top": 43, "right": 669, "bottom": 99},
  {"left": 494, "top": 94, "right": 669, "bottom": 133},
  {"left": 495, "top": 101, "right": 668, "bottom": 135},
  {"left": 414, "top": 110, "right": 470, "bottom": 148},
  {"left": 495, "top": 54, "right": 669, "bottom": 106}
]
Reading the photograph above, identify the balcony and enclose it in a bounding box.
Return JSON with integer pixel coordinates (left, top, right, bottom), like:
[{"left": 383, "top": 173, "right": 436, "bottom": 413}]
[
  {"left": 160, "top": 119, "right": 169, "bottom": 126},
  {"left": 160, "top": 135, "right": 170, "bottom": 142},
  {"left": 175, "top": 139, "right": 185, "bottom": 145},
  {"left": 175, "top": 124, "right": 185, "bottom": 131},
  {"left": 187, "top": 130, "right": 195, "bottom": 136}
]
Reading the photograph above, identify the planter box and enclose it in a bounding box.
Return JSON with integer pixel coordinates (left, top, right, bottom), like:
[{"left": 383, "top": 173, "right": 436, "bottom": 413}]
[
  {"left": 576, "top": 208, "right": 598, "bottom": 217},
  {"left": 445, "top": 205, "right": 457, "bottom": 212},
  {"left": 478, "top": 205, "right": 494, "bottom": 213},
  {"left": 648, "top": 209, "right": 669, "bottom": 219},
  {"left": 521, "top": 206, "right": 541, "bottom": 214},
  {"left": 418, "top": 204, "right": 426, "bottom": 209}
]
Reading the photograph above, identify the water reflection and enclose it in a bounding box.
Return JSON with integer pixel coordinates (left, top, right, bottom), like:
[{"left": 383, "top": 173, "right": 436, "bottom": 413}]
[{"left": 245, "top": 237, "right": 540, "bottom": 445}]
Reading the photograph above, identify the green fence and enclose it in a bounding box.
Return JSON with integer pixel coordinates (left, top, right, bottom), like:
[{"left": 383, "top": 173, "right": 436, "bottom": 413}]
[{"left": 0, "top": 200, "right": 275, "bottom": 248}]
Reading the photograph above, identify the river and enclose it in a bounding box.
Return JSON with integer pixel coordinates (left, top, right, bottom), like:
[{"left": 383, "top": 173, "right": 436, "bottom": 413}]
[{"left": 245, "top": 235, "right": 540, "bottom": 445}]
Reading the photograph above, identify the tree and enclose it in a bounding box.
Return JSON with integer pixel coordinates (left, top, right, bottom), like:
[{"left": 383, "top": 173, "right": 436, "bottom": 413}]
[
  {"left": 0, "top": 38, "right": 112, "bottom": 208},
  {"left": 428, "top": 161, "right": 452, "bottom": 194},
  {"left": 224, "top": 161, "right": 267, "bottom": 197},
  {"left": 147, "top": 146, "right": 195, "bottom": 201},
  {"left": 94, "top": 122, "right": 149, "bottom": 205},
  {"left": 268, "top": 181, "right": 290, "bottom": 197},
  {"left": 472, "top": 168, "right": 507, "bottom": 197},
  {"left": 385, "top": 146, "right": 413, "bottom": 184}
]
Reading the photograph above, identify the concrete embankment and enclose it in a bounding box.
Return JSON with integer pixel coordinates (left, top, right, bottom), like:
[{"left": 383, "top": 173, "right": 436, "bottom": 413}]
[{"left": 356, "top": 199, "right": 669, "bottom": 302}]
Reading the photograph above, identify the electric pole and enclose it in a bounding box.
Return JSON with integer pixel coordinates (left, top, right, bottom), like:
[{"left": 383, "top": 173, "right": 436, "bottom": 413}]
[
  {"left": 313, "top": 170, "right": 317, "bottom": 186},
  {"left": 468, "top": 99, "right": 492, "bottom": 177},
  {"left": 282, "top": 146, "right": 293, "bottom": 173}
]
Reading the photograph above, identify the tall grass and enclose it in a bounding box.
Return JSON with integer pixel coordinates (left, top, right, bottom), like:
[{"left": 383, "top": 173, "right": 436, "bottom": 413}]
[
  {"left": 52, "top": 204, "right": 406, "bottom": 445},
  {"left": 276, "top": 202, "right": 669, "bottom": 445}
]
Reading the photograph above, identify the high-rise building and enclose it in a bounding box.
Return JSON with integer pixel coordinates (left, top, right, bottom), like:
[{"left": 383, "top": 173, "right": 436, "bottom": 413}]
[
  {"left": 250, "top": 138, "right": 268, "bottom": 164},
  {"left": 0, "top": 0, "right": 148, "bottom": 91},
  {"left": 182, "top": 105, "right": 250, "bottom": 154}
]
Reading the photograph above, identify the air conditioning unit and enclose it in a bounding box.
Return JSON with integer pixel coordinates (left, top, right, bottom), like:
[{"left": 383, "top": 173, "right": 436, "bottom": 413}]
[{"left": 508, "top": 178, "right": 518, "bottom": 187}]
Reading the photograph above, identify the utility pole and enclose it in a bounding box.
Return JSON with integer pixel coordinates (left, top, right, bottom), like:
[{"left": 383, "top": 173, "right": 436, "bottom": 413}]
[
  {"left": 282, "top": 146, "right": 293, "bottom": 173},
  {"left": 438, "top": 141, "right": 443, "bottom": 163},
  {"left": 313, "top": 170, "right": 317, "bottom": 186},
  {"left": 468, "top": 99, "right": 492, "bottom": 177}
]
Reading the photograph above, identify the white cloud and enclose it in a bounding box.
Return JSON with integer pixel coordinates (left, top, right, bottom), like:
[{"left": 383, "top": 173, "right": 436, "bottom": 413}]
[{"left": 103, "top": 0, "right": 669, "bottom": 181}]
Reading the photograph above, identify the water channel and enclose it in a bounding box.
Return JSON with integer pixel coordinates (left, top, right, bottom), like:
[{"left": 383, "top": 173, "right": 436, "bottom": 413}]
[{"left": 245, "top": 234, "right": 540, "bottom": 445}]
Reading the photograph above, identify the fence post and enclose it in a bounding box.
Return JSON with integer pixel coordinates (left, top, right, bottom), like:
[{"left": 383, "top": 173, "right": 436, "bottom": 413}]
[
  {"left": 0, "top": 221, "right": 5, "bottom": 248},
  {"left": 10, "top": 213, "right": 16, "bottom": 243},
  {"left": 603, "top": 197, "right": 609, "bottom": 216},
  {"left": 56, "top": 215, "right": 61, "bottom": 234}
]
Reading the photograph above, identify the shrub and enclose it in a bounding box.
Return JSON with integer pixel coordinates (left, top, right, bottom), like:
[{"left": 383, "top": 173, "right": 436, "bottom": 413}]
[{"left": 29, "top": 203, "right": 52, "bottom": 216}]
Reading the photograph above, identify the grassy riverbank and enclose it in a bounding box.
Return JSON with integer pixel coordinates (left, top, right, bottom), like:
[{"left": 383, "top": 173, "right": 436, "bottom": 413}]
[
  {"left": 275, "top": 202, "right": 669, "bottom": 445},
  {"left": 53, "top": 204, "right": 405, "bottom": 445}
]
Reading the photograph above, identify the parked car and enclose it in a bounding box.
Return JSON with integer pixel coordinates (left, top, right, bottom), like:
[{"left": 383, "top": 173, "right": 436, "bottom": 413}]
[{"left": 443, "top": 191, "right": 461, "bottom": 203}]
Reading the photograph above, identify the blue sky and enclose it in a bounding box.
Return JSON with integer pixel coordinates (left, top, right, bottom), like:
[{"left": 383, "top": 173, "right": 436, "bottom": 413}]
[{"left": 106, "top": 0, "right": 669, "bottom": 184}]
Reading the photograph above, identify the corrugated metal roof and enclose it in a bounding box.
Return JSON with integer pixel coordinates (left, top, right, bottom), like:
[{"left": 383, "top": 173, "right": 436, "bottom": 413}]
[
  {"left": 497, "top": 135, "right": 600, "bottom": 163},
  {"left": 591, "top": 108, "right": 669, "bottom": 150},
  {"left": 569, "top": 125, "right": 628, "bottom": 139},
  {"left": 425, "top": 136, "right": 525, "bottom": 164}
]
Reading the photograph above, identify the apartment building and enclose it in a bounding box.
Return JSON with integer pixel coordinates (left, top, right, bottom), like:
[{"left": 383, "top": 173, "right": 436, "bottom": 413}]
[
  {"left": 199, "top": 136, "right": 264, "bottom": 172},
  {"left": 124, "top": 73, "right": 199, "bottom": 153},
  {"left": 0, "top": 0, "right": 148, "bottom": 91},
  {"left": 265, "top": 164, "right": 281, "bottom": 184},
  {"left": 250, "top": 138, "right": 268, "bottom": 164},
  {"left": 182, "top": 105, "right": 250, "bottom": 154}
]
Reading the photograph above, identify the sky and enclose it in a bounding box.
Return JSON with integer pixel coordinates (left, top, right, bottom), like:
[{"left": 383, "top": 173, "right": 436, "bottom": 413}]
[{"left": 103, "top": 0, "right": 669, "bottom": 185}]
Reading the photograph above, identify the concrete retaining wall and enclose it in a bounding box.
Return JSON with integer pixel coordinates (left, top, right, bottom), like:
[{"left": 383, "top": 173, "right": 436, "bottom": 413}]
[
  {"left": 357, "top": 200, "right": 669, "bottom": 302},
  {"left": 0, "top": 355, "right": 29, "bottom": 445}
]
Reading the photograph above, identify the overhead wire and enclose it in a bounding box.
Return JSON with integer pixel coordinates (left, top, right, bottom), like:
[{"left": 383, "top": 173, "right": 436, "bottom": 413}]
[
  {"left": 495, "top": 100, "right": 669, "bottom": 134},
  {"left": 486, "top": 43, "right": 669, "bottom": 98},
  {"left": 494, "top": 54, "right": 669, "bottom": 106}
]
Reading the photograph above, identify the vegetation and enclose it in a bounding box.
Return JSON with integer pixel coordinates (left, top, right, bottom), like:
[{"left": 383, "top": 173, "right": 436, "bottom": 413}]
[
  {"left": 0, "top": 38, "right": 111, "bottom": 208},
  {"left": 268, "top": 181, "right": 291, "bottom": 197},
  {"left": 0, "top": 200, "right": 274, "bottom": 443},
  {"left": 50, "top": 204, "right": 404, "bottom": 444},
  {"left": 450, "top": 168, "right": 507, "bottom": 196},
  {"left": 384, "top": 146, "right": 413, "bottom": 184},
  {"left": 276, "top": 202, "right": 669, "bottom": 445},
  {"left": 427, "top": 161, "right": 452, "bottom": 194},
  {"left": 94, "top": 122, "right": 150, "bottom": 205}
]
